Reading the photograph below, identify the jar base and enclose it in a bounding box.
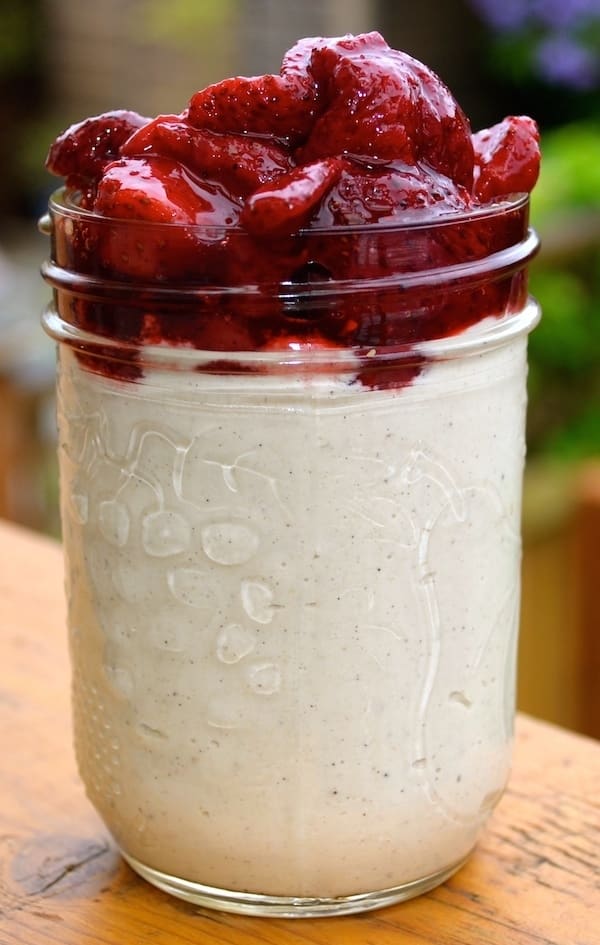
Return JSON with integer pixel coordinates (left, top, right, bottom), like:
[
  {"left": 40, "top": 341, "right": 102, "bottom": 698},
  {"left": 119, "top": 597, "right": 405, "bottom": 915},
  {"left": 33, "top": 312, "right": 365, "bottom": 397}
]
[{"left": 120, "top": 848, "right": 472, "bottom": 917}]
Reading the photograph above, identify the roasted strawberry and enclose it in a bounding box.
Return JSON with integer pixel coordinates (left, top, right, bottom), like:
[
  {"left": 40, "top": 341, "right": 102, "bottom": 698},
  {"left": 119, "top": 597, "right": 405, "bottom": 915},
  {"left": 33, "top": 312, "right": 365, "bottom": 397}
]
[
  {"left": 95, "top": 155, "right": 240, "bottom": 224},
  {"left": 185, "top": 35, "right": 329, "bottom": 146},
  {"left": 93, "top": 156, "right": 240, "bottom": 281},
  {"left": 473, "top": 116, "right": 541, "bottom": 201},
  {"left": 241, "top": 158, "right": 343, "bottom": 237},
  {"left": 280, "top": 35, "right": 329, "bottom": 80},
  {"left": 312, "top": 160, "right": 471, "bottom": 230},
  {"left": 187, "top": 72, "right": 320, "bottom": 147},
  {"left": 46, "top": 110, "right": 149, "bottom": 203},
  {"left": 121, "top": 116, "right": 293, "bottom": 196},
  {"left": 300, "top": 33, "right": 474, "bottom": 189}
]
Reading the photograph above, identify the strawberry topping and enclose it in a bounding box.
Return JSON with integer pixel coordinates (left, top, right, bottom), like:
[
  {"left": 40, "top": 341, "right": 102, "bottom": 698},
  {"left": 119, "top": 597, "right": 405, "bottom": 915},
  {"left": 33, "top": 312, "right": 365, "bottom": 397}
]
[{"left": 44, "top": 32, "right": 540, "bottom": 385}]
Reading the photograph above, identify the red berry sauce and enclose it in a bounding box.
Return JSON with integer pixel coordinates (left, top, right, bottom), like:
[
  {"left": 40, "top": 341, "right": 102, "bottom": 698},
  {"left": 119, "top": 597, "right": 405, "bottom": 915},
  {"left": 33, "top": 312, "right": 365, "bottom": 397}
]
[{"left": 44, "top": 32, "right": 540, "bottom": 386}]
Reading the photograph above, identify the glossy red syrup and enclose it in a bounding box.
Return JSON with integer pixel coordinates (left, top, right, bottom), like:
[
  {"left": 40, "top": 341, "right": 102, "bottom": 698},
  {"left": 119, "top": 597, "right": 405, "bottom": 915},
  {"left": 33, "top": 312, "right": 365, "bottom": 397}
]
[{"left": 45, "top": 32, "right": 540, "bottom": 384}]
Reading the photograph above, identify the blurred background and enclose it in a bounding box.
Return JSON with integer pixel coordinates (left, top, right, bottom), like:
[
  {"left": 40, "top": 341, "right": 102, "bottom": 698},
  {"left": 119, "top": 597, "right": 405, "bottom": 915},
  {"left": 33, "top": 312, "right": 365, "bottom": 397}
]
[{"left": 0, "top": 0, "right": 598, "bottom": 736}]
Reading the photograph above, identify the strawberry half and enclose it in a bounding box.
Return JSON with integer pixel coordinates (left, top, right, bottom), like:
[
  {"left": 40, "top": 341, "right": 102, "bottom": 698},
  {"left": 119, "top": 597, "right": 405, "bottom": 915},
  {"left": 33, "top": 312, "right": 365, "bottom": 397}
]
[
  {"left": 473, "top": 116, "right": 541, "bottom": 201},
  {"left": 300, "top": 33, "right": 474, "bottom": 189},
  {"left": 121, "top": 116, "right": 293, "bottom": 197},
  {"left": 312, "top": 160, "right": 472, "bottom": 229},
  {"left": 187, "top": 72, "right": 320, "bottom": 147},
  {"left": 241, "top": 158, "right": 343, "bottom": 237},
  {"left": 93, "top": 156, "right": 240, "bottom": 280},
  {"left": 46, "top": 110, "right": 149, "bottom": 204}
]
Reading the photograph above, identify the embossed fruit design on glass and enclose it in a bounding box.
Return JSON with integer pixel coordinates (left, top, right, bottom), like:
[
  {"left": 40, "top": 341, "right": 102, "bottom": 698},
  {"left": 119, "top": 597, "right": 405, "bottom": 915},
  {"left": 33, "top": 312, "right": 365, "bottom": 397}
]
[{"left": 41, "top": 33, "right": 541, "bottom": 917}]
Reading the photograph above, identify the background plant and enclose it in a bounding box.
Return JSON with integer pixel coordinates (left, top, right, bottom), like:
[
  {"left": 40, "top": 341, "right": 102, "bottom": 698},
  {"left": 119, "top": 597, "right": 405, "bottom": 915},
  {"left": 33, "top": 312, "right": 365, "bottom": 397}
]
[{"left": 469, "top": 0, "right": 600, "bottom": 462}]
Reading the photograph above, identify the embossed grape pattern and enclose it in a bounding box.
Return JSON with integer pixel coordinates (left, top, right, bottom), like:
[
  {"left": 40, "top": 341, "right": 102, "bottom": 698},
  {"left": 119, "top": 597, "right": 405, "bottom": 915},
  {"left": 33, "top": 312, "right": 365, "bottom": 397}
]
[{"left": 58, "top": 333, "right": 528, "bottom": 899}]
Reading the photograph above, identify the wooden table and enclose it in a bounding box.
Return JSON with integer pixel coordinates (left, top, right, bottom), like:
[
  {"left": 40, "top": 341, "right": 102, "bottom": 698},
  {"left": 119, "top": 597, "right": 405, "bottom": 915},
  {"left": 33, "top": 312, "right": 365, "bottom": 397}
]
[{"left": 1, "top": 520, "right": 598, "bottom": 944}]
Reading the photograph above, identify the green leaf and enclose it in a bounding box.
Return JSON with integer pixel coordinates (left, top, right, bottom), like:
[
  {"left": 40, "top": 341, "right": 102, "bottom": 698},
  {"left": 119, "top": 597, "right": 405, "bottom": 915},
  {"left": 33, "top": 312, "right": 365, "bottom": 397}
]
[
  {"left": 541, "top": 402, "right": 600, "bottom": 462},
  {"left": 529, "top": 269, "right": 598, "bottom": 374},
  {"left": 532, "top": 122, "right": 600, "bottom": 224}
]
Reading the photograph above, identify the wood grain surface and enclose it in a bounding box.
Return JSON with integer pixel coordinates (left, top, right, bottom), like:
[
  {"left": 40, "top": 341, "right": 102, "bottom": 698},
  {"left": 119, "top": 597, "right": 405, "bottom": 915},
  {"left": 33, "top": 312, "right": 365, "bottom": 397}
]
[{"left": 0, "top": 520, "right": 598, "bottom": 945}]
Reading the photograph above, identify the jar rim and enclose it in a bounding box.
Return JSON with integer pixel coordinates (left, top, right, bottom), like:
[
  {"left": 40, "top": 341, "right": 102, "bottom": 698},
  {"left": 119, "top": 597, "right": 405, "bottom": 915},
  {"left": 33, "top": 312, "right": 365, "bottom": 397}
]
[
  {"left": 42, "top": 183, "right": 539, "bottom": 299},
  {"left": 44, "top": 186, "right": 531, "bottom": 236},
  {"left": 41, "top": 186, "right": 540, "bottom": 367},
  {"left": 41, "top": 229, "right": 539, "bottom": 300},
  {"left": 42, "top": 297, "right": 540, "bottom": 371}
]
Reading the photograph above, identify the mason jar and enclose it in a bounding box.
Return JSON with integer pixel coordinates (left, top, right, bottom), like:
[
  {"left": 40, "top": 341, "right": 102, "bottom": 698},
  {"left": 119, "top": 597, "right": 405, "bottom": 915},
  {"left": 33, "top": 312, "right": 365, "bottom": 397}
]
[{"left": 41, "top": 189, "right": 539, "bottom": 917}]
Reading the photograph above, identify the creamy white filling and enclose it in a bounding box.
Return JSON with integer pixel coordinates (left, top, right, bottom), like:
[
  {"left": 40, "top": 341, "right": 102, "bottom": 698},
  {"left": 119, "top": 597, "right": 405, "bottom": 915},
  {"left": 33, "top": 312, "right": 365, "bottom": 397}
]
[{"left": 58, "top": 330, "right": 528, "bottom": 898}]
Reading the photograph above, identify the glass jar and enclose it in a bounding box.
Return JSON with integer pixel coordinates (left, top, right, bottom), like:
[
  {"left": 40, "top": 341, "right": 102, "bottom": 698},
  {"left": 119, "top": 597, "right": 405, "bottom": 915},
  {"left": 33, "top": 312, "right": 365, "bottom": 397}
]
[{"left": 41, "top": 190, "right": 539, "bottom": 917}]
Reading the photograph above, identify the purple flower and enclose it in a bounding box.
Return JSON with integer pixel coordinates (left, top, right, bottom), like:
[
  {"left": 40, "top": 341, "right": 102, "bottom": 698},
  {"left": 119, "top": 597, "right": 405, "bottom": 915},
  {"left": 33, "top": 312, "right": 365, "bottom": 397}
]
[
  {"left": 534, "top": 33, "right": 599, "bottom": 89},
  {"left": 468, "top": 0, "right": 600, "bottom": 90},
  {"left": 530, "top": 0, "right": 600, "bottom": 29},
  {"left": 469, "top": 0, "right": 531, "bottom": 31},
  {"left": 470, "top": 0, "right": 600, "bottom": 30}
]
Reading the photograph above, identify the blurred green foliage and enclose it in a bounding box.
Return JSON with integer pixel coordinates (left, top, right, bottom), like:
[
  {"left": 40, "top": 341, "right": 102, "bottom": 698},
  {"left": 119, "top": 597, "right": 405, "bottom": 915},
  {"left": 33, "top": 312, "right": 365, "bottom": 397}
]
[
  {"left": 0, "top": 1, "right": 35, "bottom": 74},
  {"left": 527, "top": 122, "right": 600, "bottom": 461},
  {"left": 139, "top": 0, "right": 234, "bottom": 46},
  {"left": 0, "top": 0, "right": 44, "bottom": 217},
  {"left": 532, "top": 123, "right": 600, "bottom": 221}
]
